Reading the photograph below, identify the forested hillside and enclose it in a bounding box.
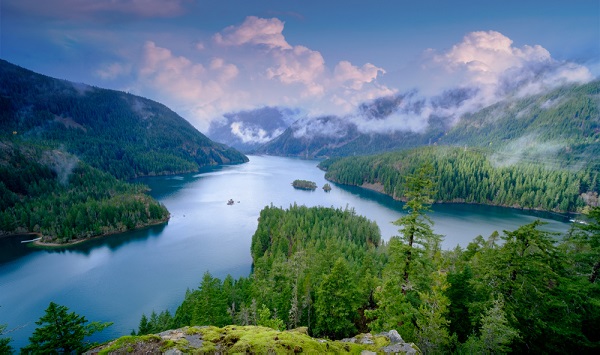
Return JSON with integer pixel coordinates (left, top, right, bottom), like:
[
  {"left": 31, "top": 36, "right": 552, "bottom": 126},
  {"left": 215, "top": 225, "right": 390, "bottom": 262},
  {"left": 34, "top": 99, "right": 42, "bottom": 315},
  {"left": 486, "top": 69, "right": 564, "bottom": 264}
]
[
  {"left": 128, "top": 198, "right": 600, "bottom": 353},
  {"left": 320, "top": 146, "right": 599, "bottom": 212},
  {"left": 0, "top": 59, "right": 247, "bottom": 179},
  {"left": 440, "top": 81, "right": 600, "bottom": 169},
  {"left": 256, "top": 81, "right": 600, "bottom": 165},
  {"left": 136, "top": 204, "right": 384, "bottom": 339},
  {"left": 0, "top": 142, "right": 169, "bottom": 244}
]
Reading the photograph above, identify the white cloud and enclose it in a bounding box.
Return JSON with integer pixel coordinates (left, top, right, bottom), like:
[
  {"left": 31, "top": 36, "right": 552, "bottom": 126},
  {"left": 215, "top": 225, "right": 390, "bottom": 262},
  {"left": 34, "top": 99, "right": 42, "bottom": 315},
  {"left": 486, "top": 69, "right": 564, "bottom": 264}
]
[
  {"left": 425, "top": 31, "right": 592, "bottom": 98},
  {"left": 97, "top": 25, "right": 593, "bottom": 135},
  {"left": 98, "top": 16, "right": 391, "bottom": 131},
  {"left": 230, "top": 122, "right": 284, "bottom": 143},
  {"left": 214, "top": 16, "right": 291, "bottom": 49}
]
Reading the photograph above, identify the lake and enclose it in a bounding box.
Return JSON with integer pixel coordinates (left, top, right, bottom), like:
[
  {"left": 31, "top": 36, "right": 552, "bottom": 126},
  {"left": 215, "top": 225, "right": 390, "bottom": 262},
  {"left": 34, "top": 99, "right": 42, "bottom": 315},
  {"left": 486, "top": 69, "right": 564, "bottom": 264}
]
[{"left": 0, "top": 155, "right": 572, "bottom": 349}]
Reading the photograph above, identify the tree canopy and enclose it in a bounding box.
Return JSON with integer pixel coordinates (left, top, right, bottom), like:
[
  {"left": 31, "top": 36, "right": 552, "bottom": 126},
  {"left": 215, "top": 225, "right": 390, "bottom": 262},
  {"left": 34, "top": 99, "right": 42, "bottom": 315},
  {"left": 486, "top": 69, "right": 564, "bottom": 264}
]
[{"left": 22, "top": 302, "right": 112, "bottom": 354}]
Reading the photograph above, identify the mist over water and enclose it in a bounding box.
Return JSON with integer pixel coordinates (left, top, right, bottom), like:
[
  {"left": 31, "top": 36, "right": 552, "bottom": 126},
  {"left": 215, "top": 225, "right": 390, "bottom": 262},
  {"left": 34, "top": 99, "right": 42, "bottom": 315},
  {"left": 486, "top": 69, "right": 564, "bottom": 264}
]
[{"left": 0, "top": 156, "right": 571, "bottom": 349}]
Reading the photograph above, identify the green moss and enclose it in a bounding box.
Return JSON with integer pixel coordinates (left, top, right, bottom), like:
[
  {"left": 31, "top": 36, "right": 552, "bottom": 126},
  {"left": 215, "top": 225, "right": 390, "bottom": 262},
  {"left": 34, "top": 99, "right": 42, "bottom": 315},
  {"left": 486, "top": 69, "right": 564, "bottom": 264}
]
[
  {"left": 97, "top": 335, "right": 161, "bottom": 354},
  {"left": 95, "top": 326, "right": 415, "bottom": 354},
  {"left": 372, "top": 334, "right": 392, "bottom": 348},
  {"left": 159, "top": 339, "right": 176, "bottom": 352}
]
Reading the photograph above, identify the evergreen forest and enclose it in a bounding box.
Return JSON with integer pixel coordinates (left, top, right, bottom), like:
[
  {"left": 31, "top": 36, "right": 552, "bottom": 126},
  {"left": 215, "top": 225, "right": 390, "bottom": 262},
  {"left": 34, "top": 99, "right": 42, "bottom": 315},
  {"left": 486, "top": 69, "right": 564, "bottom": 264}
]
[
  {"left": 320, "top": 146, "right": 599, "bottom": 212},
  {"left": 125, "top": 168, "right": 600, "bottom": 353},
  {"left": 0, "top": 141, "right": 169, "bottom": 244},
  {"left": 0, "top": 59, "right": 247, "bottom": 180}
]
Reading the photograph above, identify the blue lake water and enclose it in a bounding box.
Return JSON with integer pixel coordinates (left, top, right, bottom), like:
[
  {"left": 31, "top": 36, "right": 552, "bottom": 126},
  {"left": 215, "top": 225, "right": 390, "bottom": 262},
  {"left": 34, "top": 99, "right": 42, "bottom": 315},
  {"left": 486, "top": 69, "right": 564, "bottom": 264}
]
[{"left": 0, "top": 155, "right": 572, "bottom": 349}]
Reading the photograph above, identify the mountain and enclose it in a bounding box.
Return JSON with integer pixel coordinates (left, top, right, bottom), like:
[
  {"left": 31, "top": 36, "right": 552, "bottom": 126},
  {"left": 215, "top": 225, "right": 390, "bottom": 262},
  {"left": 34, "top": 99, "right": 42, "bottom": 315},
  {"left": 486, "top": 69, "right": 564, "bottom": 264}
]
[
  {"left": 257, "top": 115, "right": 448, "bottom": 158},
  {"left": 0, "top": 59, "right": 248, "bottom": 179},
  {"left": 206, "top": 106, "right": 301, "bottom": 153},
  {"left": 439, "top": 81, "right": 600, "bottom": 169},
  {"left": 255, "top": 82, "right": 600, "bottom": 169}
]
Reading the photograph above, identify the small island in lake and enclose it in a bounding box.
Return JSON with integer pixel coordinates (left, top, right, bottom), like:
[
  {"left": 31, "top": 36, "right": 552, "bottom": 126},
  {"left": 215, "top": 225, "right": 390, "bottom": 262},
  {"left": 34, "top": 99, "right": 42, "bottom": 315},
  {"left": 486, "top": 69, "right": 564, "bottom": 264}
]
[
  {"left": 322, "top": 183, "right": 332, "bottom": 192},
  {"left": 292, "top": 179, "right": 317, "bottom": 190}
]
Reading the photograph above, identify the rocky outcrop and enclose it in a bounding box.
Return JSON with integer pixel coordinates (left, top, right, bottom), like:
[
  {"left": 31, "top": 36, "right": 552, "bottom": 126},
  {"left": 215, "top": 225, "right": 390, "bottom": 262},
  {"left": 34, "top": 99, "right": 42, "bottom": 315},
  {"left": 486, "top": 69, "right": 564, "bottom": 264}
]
[
  {"left": 341, "top": 330, "right": 419, "bottom": 354},
  {"left": 88, "top": 326, "right": 420, "bottom": 354}
]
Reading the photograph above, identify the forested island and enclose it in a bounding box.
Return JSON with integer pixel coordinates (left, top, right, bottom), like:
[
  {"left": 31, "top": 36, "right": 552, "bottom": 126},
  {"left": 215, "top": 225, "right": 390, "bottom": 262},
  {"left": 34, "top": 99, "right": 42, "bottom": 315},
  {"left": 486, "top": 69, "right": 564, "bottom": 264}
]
[
  {"left": 83, "top": 167, "right": 600, "bottom": 353},
  {"left": 319, "top": 146, "right": 599, "bottom": 212},
  {"left": 0, "top": 142, "right": 169, "bottom": 245},
  {"left": 292, "top": 179, "right": 317, "bottom": 190}
]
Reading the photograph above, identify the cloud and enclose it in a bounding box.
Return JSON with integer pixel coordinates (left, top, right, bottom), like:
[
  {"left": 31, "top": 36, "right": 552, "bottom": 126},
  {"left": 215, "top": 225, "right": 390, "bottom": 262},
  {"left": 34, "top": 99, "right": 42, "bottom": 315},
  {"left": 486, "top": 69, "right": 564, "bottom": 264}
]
[
  {"left": 5, "top": 0, "right": 191, "bottom": 20},
  {"left": 97, "top": 23, "right": 593, "bottom": 136},
  {"left": 345, "top": 31, "right": 594, "bottom": 136},
  {"left": 334, "top": 61, "right": 385, "bottom": 90},
  {"left": 98, "top": 16, "right": 391, "bottom": 131},
  {"left": 424, "top": 31, "right": 592, "bottom": 99},
  {"left": 230, "top": 122, "right": 284, "bottom": 144},
  {"left": 214, "top": 16, "right": 292, "bottom": 49},
  {"left": 96, "top": 62, "right": 131, "bottom": 80},
  {"left": 292, "top": 116, "right": 351, "bottom": 139}
]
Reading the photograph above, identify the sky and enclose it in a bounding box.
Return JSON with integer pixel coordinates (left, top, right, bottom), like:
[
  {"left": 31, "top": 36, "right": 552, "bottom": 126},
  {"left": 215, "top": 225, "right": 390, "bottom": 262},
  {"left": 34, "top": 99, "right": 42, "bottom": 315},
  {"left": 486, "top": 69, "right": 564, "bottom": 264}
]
[{"left": 1, "top": 0, "right": 599, "bottom": 133}]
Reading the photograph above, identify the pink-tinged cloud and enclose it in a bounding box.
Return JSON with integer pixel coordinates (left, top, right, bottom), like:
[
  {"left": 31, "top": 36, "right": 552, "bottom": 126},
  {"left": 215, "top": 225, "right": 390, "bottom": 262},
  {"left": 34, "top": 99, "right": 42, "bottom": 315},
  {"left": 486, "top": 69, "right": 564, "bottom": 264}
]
[
  {"left": 266, "top": 45, "right": 326, "bottom": 94},
  {"left": 426, "top": 31, "right": 591, "bottom": 95},
  {"left": 99, "top": 16, "right": 392, "bottom": 131},
  {"left": 334, "top": 61, "right": 385, "bottom": 90},
  {"left": 214, "top": 16, "right": 292, "bottom": 49},
  {"left": 96, "top": 62, "right": 132, "bottom": 79},
  {"left": 6, "top": 0, "right": 191, "bottom": 20},
  {"left": 347, "top": 30, "right": 593, "bottom": 135}
]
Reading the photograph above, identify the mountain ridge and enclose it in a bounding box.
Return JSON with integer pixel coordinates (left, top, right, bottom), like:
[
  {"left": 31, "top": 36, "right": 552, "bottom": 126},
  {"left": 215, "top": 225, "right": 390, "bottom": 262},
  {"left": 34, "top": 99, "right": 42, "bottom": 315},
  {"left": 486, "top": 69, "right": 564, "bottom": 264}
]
[
  {"left": 253, "top": 81, "right": 600, "bottom": 167},
  {"left": 0, "top": 59, "right": 248, "bottom": 179}
]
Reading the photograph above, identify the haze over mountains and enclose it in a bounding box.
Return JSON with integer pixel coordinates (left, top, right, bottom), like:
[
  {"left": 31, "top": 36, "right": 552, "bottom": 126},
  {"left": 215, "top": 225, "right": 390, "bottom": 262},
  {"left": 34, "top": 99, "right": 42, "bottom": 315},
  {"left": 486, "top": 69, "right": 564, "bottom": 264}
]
[
  {"left": 1, "top": 56, "right": 597, "bottom": 176},
  {"left": 208, "top": 80, "right": 599, "bottom": 172}
]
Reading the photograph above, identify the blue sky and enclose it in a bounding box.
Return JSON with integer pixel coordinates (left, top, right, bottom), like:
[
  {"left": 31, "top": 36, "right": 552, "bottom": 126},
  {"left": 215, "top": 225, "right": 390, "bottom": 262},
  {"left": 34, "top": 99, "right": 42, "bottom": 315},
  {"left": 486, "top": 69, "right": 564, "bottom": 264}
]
[{"left": 1, "top": 0, "right": 598, "bottom": 132}]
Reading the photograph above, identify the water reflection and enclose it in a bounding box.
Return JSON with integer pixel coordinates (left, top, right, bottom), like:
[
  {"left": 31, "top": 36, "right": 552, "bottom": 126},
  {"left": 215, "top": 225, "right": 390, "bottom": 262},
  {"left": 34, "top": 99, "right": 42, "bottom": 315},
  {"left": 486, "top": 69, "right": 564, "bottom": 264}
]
[{"left": 0, "top": 223, "right": 167, "bottom": 265}]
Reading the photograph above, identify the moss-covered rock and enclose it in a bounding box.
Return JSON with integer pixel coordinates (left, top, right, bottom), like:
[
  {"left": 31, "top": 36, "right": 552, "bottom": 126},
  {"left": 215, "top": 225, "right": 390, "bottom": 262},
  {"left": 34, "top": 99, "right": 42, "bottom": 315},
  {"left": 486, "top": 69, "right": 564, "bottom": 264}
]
[{"left": 88, "top": 326, "right": 420, "bottom": 354}]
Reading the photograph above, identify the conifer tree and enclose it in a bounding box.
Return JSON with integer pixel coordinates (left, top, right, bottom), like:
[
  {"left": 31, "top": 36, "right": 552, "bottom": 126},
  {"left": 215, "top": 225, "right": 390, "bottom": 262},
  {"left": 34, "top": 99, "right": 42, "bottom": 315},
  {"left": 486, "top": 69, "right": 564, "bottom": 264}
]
[
  {"left": 314, "top": 257, "right": 360, "bottom": 339},
  {"left": 0, "top": 323, "right": 12, "bottom": 354},
  {"left": 368, "top": 163, "right": 440, "bottom": 340},
  {"left": 415, "top": 270, "right": 452, "bottom": 354},
  {"left": 478, "top": 296, "right": 520, "bottom": 353},
  {"left": 22, "top": 302, "right": 111, "bottom": 354}
]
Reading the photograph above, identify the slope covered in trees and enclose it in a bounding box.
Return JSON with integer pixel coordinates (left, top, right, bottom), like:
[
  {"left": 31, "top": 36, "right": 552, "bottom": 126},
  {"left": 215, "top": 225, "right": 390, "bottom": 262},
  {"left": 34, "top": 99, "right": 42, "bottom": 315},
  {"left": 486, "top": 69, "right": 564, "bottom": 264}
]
[
  {"left": 131, "top": 204, "right": 384, "bottom": 340},
  {"left": 320, "top": 146, "right": 599, "bottom": 212},
  {"left": 0, "top": 141, "right": 169, "bottom": 244},
  {"left": 440, "top": 81, "right": 600, "bottom": 170},
  {"left": 0, "top": 59, "right": 247, "bottom": 179},
  {"left": 255, "top": 81, "right": 600, "bottom": 166},
  {"left": 131, "top": 191, "right": 599, "bottom": 352}
]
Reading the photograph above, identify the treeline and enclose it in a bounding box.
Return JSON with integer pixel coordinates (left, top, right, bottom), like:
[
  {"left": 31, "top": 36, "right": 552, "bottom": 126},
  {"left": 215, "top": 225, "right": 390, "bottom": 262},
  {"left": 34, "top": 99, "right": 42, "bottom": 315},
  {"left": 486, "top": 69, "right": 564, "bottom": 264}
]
[
  {"left": 291, "top": 179, "right": 317, "bottom": 190},
  {"left": 441, "top": 80, "right": 600, "bottom": 169},
  {"left": 0, "top": 59, "right": 247, "bottom": 180},
  {"left": 0, "top": 142, "right": 169, "bottom": 244},
  {"left": 133, "top": 194, "right": 600, "bottom": 352},
  {"left": 319, "top": 146, "right": 599, "bottom": 212},
  {"left": 134, "top": 204, "right": 384, "bottom": 339}
]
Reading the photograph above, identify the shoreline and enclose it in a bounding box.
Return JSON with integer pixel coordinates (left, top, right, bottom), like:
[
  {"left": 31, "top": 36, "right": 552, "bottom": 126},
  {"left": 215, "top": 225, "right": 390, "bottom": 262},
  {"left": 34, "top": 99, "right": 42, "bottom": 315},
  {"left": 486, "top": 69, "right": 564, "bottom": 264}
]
[
  {"left": 30, "top": 218, "right": 169, "bottom": 249},
  {"left": 326, "top": 179, "right": 577, "bottom": 217}
]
